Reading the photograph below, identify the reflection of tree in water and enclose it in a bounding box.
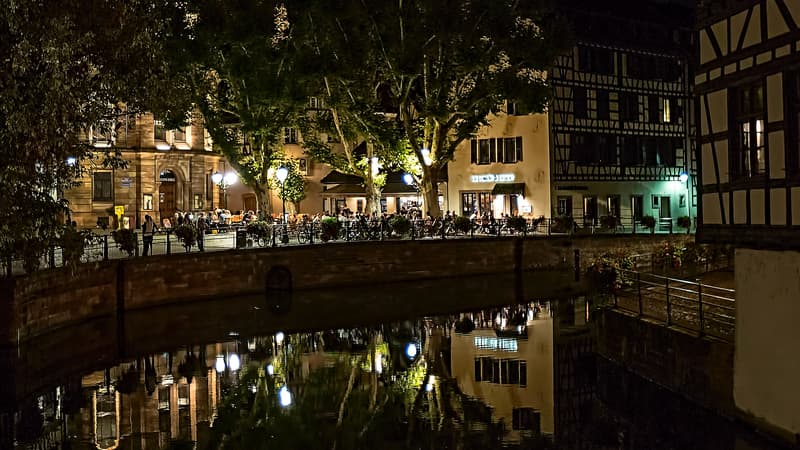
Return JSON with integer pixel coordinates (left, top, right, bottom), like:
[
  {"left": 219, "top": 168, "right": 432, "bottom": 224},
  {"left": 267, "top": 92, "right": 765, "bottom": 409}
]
[{"left": 205, "top": 321, "right": 552, "bottom": 449}]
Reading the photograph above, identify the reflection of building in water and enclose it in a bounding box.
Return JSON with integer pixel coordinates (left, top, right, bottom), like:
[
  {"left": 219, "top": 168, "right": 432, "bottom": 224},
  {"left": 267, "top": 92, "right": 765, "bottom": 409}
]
[
  {"left": 74, "top": 347, "right": 223, "bottom": 449},
  {"left": 450, "top": 302, "right": 554, "bottom": 442},
  {"left": 553, "top": 297, "right": 595, "bottom": 450},
  {"left": 10, "top": 344, "right": 227, "bottom": 450}
]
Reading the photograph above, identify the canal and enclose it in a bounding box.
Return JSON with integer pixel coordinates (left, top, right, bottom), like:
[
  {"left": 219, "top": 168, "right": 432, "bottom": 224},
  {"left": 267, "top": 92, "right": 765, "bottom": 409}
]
[{"left": 0, "top": 275, "right": 787, "bottom": 449}]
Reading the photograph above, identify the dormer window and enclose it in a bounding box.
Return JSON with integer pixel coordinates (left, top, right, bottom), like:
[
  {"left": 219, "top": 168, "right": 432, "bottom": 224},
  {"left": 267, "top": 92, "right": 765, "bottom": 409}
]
[{"left": 91, "top": 120, "right": 114, "bottom": 148}]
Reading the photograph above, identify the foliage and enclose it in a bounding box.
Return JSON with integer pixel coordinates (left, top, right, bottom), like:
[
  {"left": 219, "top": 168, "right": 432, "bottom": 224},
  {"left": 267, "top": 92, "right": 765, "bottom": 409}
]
[
  {"left": 552, "top": 215, "right": 574, "bottom": 233},
  {"left": 320, "top": 217, "right": 340, "bottom": 242},
  {"left": 303, "top": 0, "right": 570, "bottom": 217},
  {"left": 174, "top": 224, "right": 197, "bottom": 250},
  {"left": 586, "top": 250, "right": 636, "bottom": 295},
  {"left": 453, "top": 216, "right": 473, "bottom": 234},
  {"left": 246, "top": 221, "right": 271, "bottom": 240},
  {"left": 506, "top": 216, "right": 528, "bottom": 233},
  {"left": 0, "top": 0, "right": 190, "bottom": 266},
  {"left": 60, "top": 227, "right": 88, "bottom": 268},
  {"left": 271, "top": 159, "right": 307, "bottom": 205},
  {"left": 653, "top": 241, "right": 683, "bottom": 270},
  {"left": 677, "top": 216, "right": 692, "bottom": 233},
  {"left": 600, "top": 215, "right": 619, "bottom": 230},
  {"left": 112, "top": 229, "right": 137, "bottom": 257},
  {"left": 640, "top": 215, "right": 657, "bottom": 233},
  {"left": 389, "top": 215, "right": 411, "bottom": 236}
]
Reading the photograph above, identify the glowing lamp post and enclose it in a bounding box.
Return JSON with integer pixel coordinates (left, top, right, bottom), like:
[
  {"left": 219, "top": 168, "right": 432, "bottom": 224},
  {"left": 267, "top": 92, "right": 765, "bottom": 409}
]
[
  {"left": 275, "top": 166, "right": 289, "bottom": 243},
  {"left": 212, "top": 171, "right": 237, "bottom": 209}
]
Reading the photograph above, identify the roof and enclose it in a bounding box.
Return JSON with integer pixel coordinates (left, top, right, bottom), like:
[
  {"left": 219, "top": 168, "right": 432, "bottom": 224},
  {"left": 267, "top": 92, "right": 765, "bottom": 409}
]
[{"left": 320, "top": 171, "right": 364, "bottom": 185}]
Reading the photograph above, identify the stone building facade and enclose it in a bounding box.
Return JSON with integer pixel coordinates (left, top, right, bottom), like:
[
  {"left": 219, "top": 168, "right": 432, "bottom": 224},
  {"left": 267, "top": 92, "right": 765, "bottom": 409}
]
[{"left": 66, "top": 111, "right": 224, "bottom": 229}]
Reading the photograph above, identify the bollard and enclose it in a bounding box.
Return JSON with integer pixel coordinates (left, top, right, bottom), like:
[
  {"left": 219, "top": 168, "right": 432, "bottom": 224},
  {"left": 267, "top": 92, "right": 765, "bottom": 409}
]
[
  {"left": 166, "top": 231, "right": 172, "bottom": 255},
  {"left": 309, "top": 223, "right": 314, "bottom": 245},
  {"left": 103, "top": 235, "right": 109, "bottom": 260},
  {"left": 134, "top": 232, "right": 139, "bottom": 257},
  {"left": 49, "top": 247, "right": 56, "bottom": 269}
]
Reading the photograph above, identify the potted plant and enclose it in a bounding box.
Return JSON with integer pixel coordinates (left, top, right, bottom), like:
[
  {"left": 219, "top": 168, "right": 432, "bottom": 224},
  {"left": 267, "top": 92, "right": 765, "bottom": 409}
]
[
  {"left": 640, "top": 215, "right": 656, "bottom": 235},
  {"left": 174, "top": 223, "right": 197, "bottom": 252},
  {"left": 60, "top": 226, "right": 87, "bottom": 267},
  {"left": 506, "top": 216, "right": 528, "bottom": 234},
  {"left": 453, "top": 216, "right": 472, "bottom": 234},
  {"left": 112, "top": 228, "right": 137, "bottom": 257},
  {"left": 246, "top": 221, "right": 271, "bottom": 246},
  {"left": 389, "top": 215, "right": 411, "bottom": 237},
  {"left": 552, "top": 215, "right": 574, "bottom": 234},
  {"left": 677, "top": 216, "right": 692, "bottom": 234},
  {"left": 600, "top": 215, "right": 619, "bottom": 231},
  {"left": 320, "top": 216, "right": 340, "bottom": 242}
]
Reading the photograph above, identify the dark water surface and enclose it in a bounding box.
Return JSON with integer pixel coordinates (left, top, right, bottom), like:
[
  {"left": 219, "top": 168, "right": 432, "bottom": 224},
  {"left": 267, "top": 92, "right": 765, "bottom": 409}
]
[{"left": 0, "top": 275, "right": 787, "bottom": 449}]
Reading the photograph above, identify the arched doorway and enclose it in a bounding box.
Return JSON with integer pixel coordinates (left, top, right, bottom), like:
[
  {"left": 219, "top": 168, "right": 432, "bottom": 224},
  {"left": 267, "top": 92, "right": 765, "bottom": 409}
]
[{"left": 159, "top": 170, "right": 177, "bottom": 221}]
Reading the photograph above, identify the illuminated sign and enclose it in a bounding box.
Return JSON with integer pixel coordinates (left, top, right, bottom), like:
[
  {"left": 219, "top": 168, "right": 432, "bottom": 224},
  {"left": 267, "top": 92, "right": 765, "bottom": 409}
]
[
  {"left": 470, "top": 173, "right": 515, "bottom": 183},
  {"left": 474, "top": 336, "right": 518, "bottom": 352}
]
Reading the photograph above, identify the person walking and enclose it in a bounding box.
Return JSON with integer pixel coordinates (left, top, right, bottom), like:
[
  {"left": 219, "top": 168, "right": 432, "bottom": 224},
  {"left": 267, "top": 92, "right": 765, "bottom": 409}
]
[
  {"left": 196, "top": 213, "right": 208, "bottom": 252},
  {"left": 142, "top": 215, "right": 157, "bottom": 256}
]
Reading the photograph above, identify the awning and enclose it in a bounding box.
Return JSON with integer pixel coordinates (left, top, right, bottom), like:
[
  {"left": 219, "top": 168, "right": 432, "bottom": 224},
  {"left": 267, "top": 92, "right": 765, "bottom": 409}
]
[
  {"left": 383, "top": 182, "right": 418, "bottom": 195},
  {"left": 320, "top": 184, "right": 365, "bottom": 196},
  {"left": 320, "top": 171, "right": 364, "bottom": 185},
  {"left": 491, "top": 183, "right": 525, "bottom": 196}
]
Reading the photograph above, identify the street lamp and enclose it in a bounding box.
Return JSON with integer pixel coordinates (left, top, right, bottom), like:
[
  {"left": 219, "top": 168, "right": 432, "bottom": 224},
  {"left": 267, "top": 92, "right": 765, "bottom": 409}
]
[
  {"left": 403, "top": 173, "right": 420, "bottom": 209},
  {"left": 276, "top": 166, "right": 289, "bottom": 243},
  {"left": 212, "top": 171, "right": 238, "bottom": 209}
]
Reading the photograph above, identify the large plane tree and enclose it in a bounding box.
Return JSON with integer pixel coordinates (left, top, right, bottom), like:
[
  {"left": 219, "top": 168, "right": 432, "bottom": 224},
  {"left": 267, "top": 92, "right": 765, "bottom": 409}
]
[{"left": 333, "top": 0, "right": 570, "bottom": 217}]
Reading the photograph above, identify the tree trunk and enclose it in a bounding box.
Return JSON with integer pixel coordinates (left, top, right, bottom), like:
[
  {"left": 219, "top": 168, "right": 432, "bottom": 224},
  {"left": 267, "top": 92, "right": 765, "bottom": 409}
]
[
  {"left": 420, "top": 173, "right": 441, "bottom": 218},
  {"left": 364, "top": 175, "right": 382, "bottom": 216},
  {"left": 253, "top": 184, "right": 272, "bottom": 221}
]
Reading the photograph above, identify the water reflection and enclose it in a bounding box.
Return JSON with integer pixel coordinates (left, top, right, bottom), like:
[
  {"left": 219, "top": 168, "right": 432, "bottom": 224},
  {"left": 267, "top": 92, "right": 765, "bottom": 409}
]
[{"left": 0, "top": 296, "right": 787, "bottom": 449}]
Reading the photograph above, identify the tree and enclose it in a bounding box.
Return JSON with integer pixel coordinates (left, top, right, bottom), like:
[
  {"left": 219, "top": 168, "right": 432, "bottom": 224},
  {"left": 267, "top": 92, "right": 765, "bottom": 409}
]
[
  {"left": 325, "top": 0, "right": 570, "bottom": 217},
  {"left": 271, "top": 158, "right": 307, "bottom": 215},
  {"left": 290, "top": 1, "right": 410, "bottom": 216},
  {"left": 0, "top": 0, "right": 193, "bottom": 271},
  {"left": 182, "top": 0, "right": 308, "bottom": 219}
]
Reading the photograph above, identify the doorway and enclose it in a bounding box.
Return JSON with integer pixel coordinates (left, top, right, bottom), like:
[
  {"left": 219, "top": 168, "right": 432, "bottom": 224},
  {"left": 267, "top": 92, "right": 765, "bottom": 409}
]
[
  {"left": 159, "top": 170, "right": 177, "bottom": 220},
  {"left": 659, "top": 196, "right": 671, "bottom": 220},
  {"left": 583, "top": 196, "right": 598, "bottom": 226}
]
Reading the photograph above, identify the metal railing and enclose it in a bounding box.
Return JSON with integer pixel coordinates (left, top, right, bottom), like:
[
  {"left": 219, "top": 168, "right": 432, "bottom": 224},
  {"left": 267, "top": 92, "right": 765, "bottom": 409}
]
[
  {"left": 1, "top": 216, "right": 686, "bottom": 277},
  {"left": 612, "top": 268, "right": 736, "bottom": 341}
]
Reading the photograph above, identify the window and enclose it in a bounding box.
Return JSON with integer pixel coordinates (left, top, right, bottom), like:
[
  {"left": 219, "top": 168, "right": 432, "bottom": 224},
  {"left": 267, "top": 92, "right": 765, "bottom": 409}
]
[
  {"left": 309, "top": 97, "right": 324, "bottom": 109},
  {"left": 648, "top": 95, "right": 660, "bottom": 123},
  {"left": 284, "top": 127, "right": 298, "bottom": 144},
  {"left": 622, "top": 136, "right": 643, "bottom": 166},
  {"left": 506, "top": 101, "right": 520, "bottom": 115},
  {"left": 631, "top": 195, "right": 644, "bottom": 220},
  {"left": 733, "top": 83, "right": 765, "bottom": 178},
  {"left": 619, "top": 93, "right": 638, "bottom": 122},
  {"left": 607, "top": 195, "right": 621, "bottom": 218},
  {"left": 92, "top": 119, "right": 114, "bottom": 145},
  {"left": 173, "top": 127, "right": 186, "bottom": 142},
  {"left": 573, "top": 87, "right": 587, "bottom": 119},
  {"left": 512, "top": 408, "right": 540, "bottom": 431},
  {"left": 571, "top": 133, "right": 594, "bottom": 164},
  {"left": 557, "top": 196, "right": 573, "bottom": 216},
  {"left": 93, "top": 172, "right": 113, "bottom": 202},
  {"left": 501, "top": 137, "right": 523, "bottom": 163},
  {"left": 787, "top": 72, "right": 800, "bottom": 174},
  {"left": 578, "top": 46, "right": 614, "bottom": 75},
  {"left": 461, "top": 192, "right": 477, "bottom": 216},
  {"left": 643, "top": 138, "right": 677, "bottom": 166},
  {"left": 597, "top": 134, "right": 616, "bottom": 164},
  {"left": 470, "top": 137, "right": 522, "bottom": 164},
  {"left": 596, "top": 90, "right": 610, "bottom": 120},
  {"left": 154, "top": 119, "right": 167, "bottom": 141}
]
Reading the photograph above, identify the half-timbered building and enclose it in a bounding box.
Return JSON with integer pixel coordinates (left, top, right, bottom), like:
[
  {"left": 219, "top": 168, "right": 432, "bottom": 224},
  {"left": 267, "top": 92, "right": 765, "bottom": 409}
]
[
  {"left": 696, "top": 0, "right": 800, "bottom": 442},
  {"left": 550, "top": 1, "right": 695, "bottom": 231}
]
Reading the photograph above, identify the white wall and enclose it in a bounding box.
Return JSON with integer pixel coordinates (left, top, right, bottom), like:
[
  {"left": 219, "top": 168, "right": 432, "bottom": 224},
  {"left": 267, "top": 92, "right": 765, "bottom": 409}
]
[{"left": 734, "top": 248, "right": 800, "bottom": 437}]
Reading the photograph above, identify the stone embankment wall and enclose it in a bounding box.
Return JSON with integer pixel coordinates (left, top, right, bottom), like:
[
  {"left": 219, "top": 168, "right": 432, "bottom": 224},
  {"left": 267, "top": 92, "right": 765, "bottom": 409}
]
[
  {"left": 2, "top": 234, "right": 688, "bottom": 342},
  {"left": 594, "top": 308, "right": 735, "bottom": 417}
]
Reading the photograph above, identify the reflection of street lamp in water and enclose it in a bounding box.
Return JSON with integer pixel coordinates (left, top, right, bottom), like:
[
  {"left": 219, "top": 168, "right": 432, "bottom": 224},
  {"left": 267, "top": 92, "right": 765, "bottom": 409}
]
[
  {"left": 276, "top": 166, "right": 289, "bottom": 243},
  {"left": 212, "top": 171, "right": 238, "bottom": 209},
  {"left": 679, "top": 171, "right": 691, "bottom": 225}
]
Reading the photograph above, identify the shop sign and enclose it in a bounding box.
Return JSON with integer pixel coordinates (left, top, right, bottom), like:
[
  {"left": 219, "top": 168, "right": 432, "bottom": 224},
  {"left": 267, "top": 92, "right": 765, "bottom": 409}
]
[{"left": 470, "top": 173, "right": 515, "bottom": 183}]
